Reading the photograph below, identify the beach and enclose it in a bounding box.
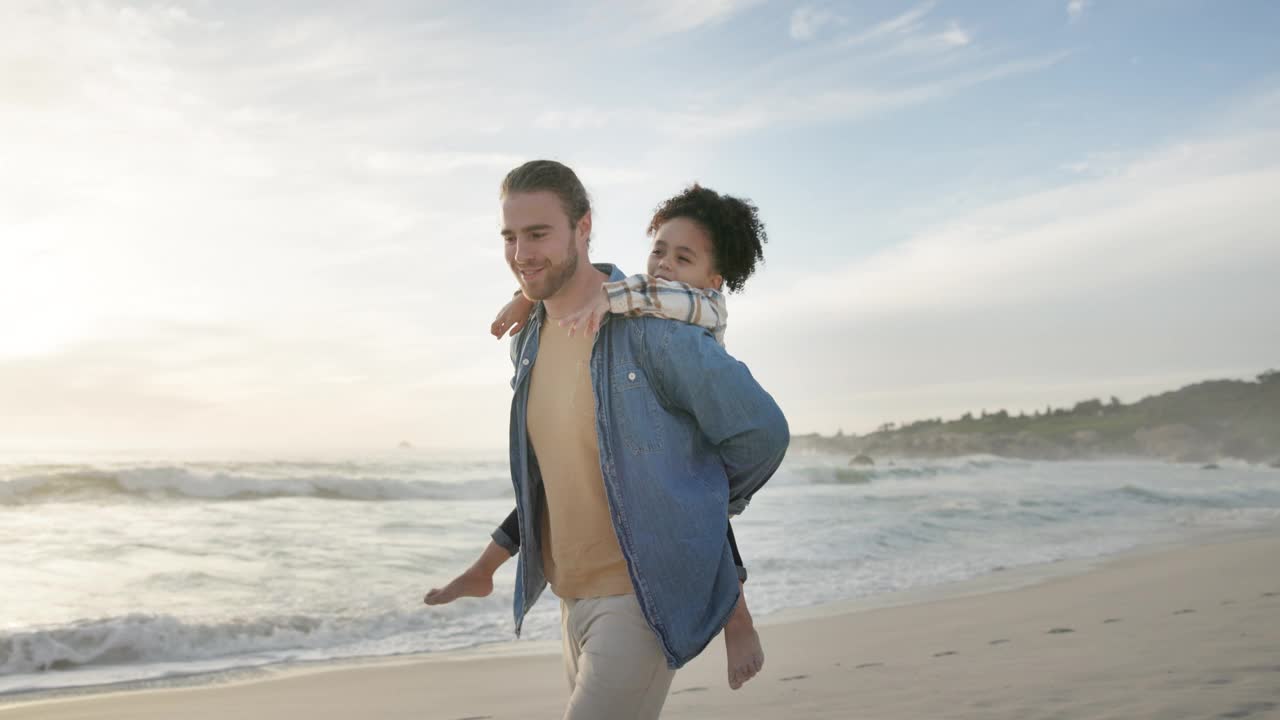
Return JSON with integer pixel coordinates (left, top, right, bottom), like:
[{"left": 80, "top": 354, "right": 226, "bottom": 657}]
[
  {"left": 6, "top": 2, "right": 1279, "bottom": 716},
  {"left": 4, "top": 530, "right": 1278, "bottom": 719}
]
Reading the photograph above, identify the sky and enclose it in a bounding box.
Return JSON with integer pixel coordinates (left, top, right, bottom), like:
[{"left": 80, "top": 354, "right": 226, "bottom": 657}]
[{"left": 1, "top": 0, "right": 1278, "bottom": 455}]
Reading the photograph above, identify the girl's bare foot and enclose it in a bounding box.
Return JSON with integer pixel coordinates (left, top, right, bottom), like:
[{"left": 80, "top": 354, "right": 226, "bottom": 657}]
[
  {"left": 423, "top": 567, "right": 493, "bottom": 605},
  {"left": 724, "top": 584, "right": 765, "bottom": 690}
]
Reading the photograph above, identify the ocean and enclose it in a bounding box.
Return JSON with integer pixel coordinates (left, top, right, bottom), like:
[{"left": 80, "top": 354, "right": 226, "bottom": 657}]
[{"left": 2, "top": 449, "right": 1278, "bottom": 696}]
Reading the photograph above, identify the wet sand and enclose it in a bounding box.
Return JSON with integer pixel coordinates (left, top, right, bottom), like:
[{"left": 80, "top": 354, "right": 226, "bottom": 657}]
[{"left": 4, "top": 532, "right": 1279, "bottom": 719}]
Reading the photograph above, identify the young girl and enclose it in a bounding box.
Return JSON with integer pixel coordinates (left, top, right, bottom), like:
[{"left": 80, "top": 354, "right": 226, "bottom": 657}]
[{"left": 426, "top": 184, "right": 771, "bottom": 690}]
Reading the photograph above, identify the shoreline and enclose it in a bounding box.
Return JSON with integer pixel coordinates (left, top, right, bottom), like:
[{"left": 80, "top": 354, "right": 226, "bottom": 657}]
[
  {"left": 4, "top": 524, "right": 1279, "bottom": 718},
  {"left": 0, "top": 527, "right": 1202, "bottom": 704}
]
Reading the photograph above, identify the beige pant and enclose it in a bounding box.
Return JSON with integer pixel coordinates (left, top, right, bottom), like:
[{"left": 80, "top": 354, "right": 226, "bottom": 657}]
[{"left": 559, "top": 593, "right": 677, "bottom": 720}]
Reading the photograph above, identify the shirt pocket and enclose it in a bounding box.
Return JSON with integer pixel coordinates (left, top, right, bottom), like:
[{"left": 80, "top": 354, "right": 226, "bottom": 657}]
[{"left": 612, "top": 362, "right": 664, "bottom": 455}]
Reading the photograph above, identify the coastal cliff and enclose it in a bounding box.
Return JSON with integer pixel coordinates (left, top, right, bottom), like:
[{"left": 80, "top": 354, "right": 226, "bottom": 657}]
[{"left": 796, "top": 371, "right": 1280, "bottom": 464}]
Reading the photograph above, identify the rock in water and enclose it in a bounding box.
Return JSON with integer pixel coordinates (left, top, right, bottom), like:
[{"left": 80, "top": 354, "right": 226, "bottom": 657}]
[
  {"left": 848, "top": 454, "right": 875, "bottom": 467},
  {"left": 835, "top": 468, "right": 873, "bottom": 484}
]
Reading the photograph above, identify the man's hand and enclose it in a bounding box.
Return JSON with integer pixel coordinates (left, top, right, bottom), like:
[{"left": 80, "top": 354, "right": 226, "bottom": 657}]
[
  {"left": 560, "top": 287, "right": 610, "bottom": 338},
  {"left": 491, "top": 291, "right": 536, "bottom": 339}
]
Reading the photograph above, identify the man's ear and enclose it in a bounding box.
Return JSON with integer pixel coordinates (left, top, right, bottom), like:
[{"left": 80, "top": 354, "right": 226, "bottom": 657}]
[{"left": 577, "top": 211, "right": 592, "bottom": 246}]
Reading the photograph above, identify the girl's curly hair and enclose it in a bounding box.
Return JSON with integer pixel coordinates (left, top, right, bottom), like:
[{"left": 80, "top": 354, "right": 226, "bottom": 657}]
[{"left": 647, "top": 184, "right": 767, "bottom": 293}]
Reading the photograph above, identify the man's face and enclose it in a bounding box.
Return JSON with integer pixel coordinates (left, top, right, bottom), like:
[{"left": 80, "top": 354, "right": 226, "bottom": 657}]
[
  {"left": 501, "top": 191, "right": 583, "bottom": 301},
  {"left": 647, "top": 217, "right": 723, "bottom": 292}
]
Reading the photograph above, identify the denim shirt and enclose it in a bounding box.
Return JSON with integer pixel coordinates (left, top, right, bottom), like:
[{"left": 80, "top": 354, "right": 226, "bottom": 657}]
[{"left": 504, "top": 263, "right": 789, "bottom": 668}]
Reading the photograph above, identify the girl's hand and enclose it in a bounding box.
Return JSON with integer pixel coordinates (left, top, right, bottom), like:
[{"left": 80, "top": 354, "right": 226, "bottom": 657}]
[
  {"left": 492, "top": 292, "right": 535, "bottom": 339},
  {"left": 560, "top": 287, "right": 610, "bottom": 338}
]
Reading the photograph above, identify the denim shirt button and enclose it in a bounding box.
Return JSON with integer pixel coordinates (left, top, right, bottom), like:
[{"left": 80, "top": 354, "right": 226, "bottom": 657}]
[
  {"left": 522, "top": 358, "right": 530, "bottom": 366},
  {"left": 628, "top": 372, "right": 637, "bottom": 381}
]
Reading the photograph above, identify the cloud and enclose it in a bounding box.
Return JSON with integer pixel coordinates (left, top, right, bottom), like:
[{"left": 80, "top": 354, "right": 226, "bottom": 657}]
[
  {"left": 719, "top": 125, "right": 1280, "bottom": 434},
  {"left": 631, "top": 0, "right": 765, "bottom": 36},
  {"left": 1067, "top": 0, "right": 1089, "bottom": 22},
  {"left": 878, "top": 20, "right": 973, "bottom": 57},
  {"left": 0, "top": 320, "right": 514, "bottom": 453},
  {"left": 354, "top": 150, "right": 526, "bottom": 178},
  {"left": 6, "top": 1, "right": 1268, "bottom": 448},
  {"left": 639, "top": 51, "right": 1066, "bottom": 139},
  {"left": 938, "top": 22, "right": 972, "bottom": 48},
  {"left": 534, "top": 108, "right": 617, "bottom": 132},
  {"left": 790, "top": 5, "right": 843, "bottom": 41},
  {"left": 756, "top": 129, "right": 1280, "bottom": 320},
  {"left": 843, "top": 2, "right": 935, "bottom": 46}
]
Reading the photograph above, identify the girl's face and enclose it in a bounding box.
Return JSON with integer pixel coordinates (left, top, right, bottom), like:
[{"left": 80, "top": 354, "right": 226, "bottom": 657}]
[{"left": 647, "top": 217, "right": 724, "bottom": 292}]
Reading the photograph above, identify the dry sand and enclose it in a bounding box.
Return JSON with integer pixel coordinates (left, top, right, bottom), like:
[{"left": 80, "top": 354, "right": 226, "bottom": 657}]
[{"left": 4, "top": 531, "right": 1278, "bottom": 719}]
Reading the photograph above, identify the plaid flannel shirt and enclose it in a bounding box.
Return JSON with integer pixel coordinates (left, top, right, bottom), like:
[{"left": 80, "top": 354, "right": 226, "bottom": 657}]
[{"left": 603, "top": 274, "right": 727, "bottom": 346}]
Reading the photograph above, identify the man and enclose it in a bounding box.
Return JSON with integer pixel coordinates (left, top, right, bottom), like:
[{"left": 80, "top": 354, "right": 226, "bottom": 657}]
[{"left": 454, "top": 160, "right": 788, "bottom": 719}]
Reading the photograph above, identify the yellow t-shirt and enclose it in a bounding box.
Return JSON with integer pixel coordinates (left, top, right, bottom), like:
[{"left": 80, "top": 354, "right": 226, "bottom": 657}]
[{"left": 527, "top": 321, "right": 633, "bottom": 599}]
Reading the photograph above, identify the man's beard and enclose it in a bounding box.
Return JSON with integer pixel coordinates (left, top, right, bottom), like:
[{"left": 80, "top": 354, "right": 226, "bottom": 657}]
[{"left": 517, "top": 230, "right": 579, "bottom": 301}]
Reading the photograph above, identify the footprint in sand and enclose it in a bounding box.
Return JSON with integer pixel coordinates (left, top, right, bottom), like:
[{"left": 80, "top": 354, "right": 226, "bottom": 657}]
[
  {"left": 855, "top": 662, "right": 884, "bottom": 669},
  {"left": 780, "top": 675, "right": 808, "bottom": 682},
  {"left": 1219, "top": 701, "right": 1278, "bottom": 718},
  {"left": 988, "top": 639, "right": 1010, "bottom": 645},
  {"left": 1173, "top": 609, "right": 1196, "bottom": 615},
  {"left": 1103, "top": 618, "right": 1122, "bottom": 624},
  {"left": 1261, "top": 592, "right": 1278, "bottom": 598},
  {"left": 671, "top": 687, "right": 707, "bottom": 695},
  {"left": 933, "top": 651, "right": 958, "bottom": 657},
  {"left": 1047, "top": 627, "right": 1074, "bottom": 634}
]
